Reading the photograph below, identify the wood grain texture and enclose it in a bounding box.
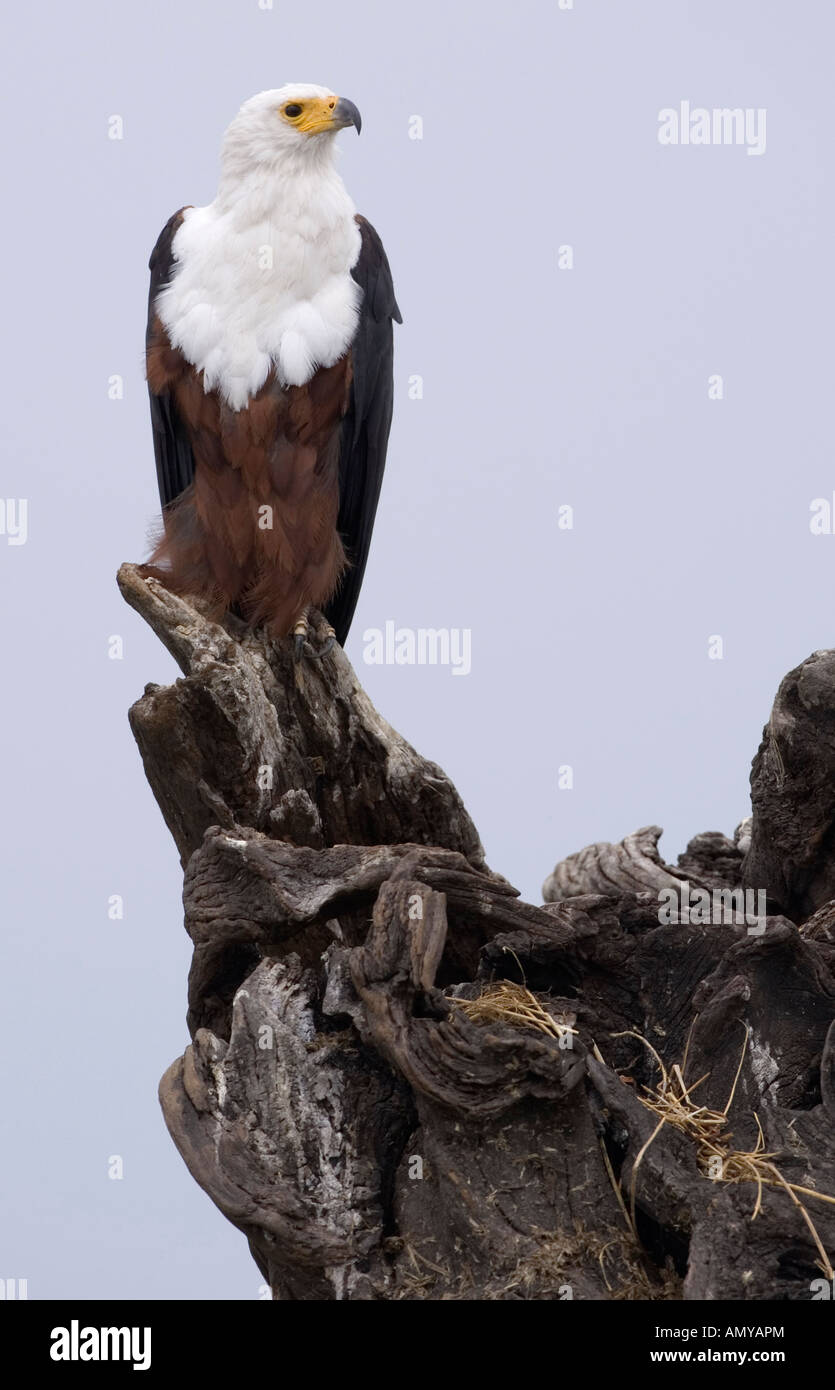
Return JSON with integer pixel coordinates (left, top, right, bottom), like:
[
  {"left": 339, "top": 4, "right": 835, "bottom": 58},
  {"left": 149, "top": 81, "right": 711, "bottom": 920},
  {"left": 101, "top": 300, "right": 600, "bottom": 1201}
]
[{"left": 120, "top": 574, "right": 835, "bottom": 1302}]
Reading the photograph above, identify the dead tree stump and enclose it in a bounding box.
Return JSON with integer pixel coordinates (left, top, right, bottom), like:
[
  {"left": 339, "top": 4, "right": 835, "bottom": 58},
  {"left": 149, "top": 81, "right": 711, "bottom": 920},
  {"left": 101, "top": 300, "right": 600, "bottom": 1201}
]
[{"left": 119, "top": 562, "right": 835, "bottom": 1301}]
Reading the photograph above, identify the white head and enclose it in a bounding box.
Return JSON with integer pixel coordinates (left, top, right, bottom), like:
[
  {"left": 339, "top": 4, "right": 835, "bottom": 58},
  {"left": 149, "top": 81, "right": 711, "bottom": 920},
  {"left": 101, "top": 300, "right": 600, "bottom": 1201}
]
[{"left": 219, "top": 84, "right": 362, "bottom": 181}]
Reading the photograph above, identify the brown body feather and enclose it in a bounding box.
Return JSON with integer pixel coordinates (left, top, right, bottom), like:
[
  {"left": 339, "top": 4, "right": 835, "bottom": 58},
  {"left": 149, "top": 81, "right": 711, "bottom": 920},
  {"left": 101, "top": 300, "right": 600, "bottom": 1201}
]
[{"left": 146, "top": 315, "right": 352, "bottom": 637}]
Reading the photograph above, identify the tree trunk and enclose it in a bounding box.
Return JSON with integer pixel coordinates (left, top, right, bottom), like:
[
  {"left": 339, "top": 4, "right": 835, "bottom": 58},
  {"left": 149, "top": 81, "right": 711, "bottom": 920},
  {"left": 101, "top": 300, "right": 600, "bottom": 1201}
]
[{"left": 120, "top": 562, "right": 835, "bottom": 1301}]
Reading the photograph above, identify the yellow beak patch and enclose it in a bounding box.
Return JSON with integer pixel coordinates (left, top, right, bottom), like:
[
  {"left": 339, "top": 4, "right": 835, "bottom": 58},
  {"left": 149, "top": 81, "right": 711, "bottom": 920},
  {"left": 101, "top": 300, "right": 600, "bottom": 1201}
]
[{"left": 280, "top": 95, "right": 341, "bottom": 135}]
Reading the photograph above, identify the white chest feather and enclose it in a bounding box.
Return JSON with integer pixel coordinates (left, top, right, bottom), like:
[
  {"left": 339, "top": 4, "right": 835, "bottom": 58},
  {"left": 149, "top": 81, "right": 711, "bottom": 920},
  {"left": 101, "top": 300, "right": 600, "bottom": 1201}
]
[{"left": 156, "top": 170, "right": 363, "bottom": 411}]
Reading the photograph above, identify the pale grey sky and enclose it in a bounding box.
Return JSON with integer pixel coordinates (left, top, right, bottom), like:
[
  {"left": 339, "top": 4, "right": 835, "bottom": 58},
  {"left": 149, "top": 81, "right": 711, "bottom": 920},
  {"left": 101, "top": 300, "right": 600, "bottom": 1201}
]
[{"left": 2, "top": 0, "right": 832, "bottom": 1298}]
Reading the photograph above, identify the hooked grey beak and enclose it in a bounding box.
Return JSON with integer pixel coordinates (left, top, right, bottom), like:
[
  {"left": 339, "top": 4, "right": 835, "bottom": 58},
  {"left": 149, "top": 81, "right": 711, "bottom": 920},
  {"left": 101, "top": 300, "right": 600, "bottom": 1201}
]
[{"left": 333, "top": 97, "right": 362, "bottom": 135}]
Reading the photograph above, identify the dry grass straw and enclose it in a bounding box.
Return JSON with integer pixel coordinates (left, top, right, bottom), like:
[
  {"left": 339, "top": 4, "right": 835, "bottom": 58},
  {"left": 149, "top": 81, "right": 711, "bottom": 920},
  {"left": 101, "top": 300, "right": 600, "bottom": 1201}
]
[
  {"left": 450, "top": 979, "right": 577, "bottom": 1046},
  {"left": 608, "top": 1023, "right": 835, "bottom": 1279},
  {"left": 451, "top": 982, "right": 835, "bottom": 1283},
  {"left": 388, "top": 1227, "right": 681, "bottom": 1301}
]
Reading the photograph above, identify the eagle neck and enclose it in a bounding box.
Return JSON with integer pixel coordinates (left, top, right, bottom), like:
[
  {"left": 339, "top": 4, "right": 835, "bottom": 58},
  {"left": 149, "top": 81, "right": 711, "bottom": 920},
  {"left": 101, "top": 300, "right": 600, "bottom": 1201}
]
[{"left": 214, "top": 146, "right": 350, "bottom": 226}]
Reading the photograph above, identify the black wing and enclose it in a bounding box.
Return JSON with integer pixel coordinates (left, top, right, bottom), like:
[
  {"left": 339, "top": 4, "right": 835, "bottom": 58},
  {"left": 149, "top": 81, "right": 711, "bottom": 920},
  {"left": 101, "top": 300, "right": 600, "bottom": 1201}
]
[
  {"left": 147, "top": 209, "right": 195, "bottom": 513},
  {"left": 325, "top": 215, "right": 401, "bottom": 646}
]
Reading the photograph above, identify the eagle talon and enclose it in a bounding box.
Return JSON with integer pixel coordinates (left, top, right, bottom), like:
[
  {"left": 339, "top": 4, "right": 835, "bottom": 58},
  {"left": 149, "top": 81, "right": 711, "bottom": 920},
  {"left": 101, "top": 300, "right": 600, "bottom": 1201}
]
[
  {"left": 292, "top": 619, "right": 309, "bottom": 664},
  {"left": 308, "top": 626, "right": 337, "bottom": 660}
]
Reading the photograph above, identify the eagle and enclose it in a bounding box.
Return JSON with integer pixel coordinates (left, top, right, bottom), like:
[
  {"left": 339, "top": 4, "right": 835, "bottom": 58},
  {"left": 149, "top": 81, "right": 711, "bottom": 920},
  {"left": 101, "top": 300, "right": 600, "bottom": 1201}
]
[{"left": 144, "top": 85, "right": 401, "bottom": 658}]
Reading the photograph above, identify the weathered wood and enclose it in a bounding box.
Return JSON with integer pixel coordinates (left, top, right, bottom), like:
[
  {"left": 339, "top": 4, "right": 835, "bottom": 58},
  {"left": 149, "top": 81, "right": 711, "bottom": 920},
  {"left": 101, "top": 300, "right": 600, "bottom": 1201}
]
[
  {"left": 542, "top": 823, "right": 746, "bottom": 903},
  {"left": 744, "top": 649, "right": 835, "bottom": 919},
  {"left": 118, "top": 562, "right": 484, "bottom": 869},
  {"left": 120, "top": 571, "right": 835, "bottom": 1302}
]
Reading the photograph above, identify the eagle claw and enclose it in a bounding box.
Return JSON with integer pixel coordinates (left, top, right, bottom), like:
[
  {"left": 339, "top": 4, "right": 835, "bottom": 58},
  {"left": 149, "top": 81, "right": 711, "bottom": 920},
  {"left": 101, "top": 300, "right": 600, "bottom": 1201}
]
[
  {"left": 292, "top": 622, "right": 337, "bottom": 663},
  {"left": 311, "top": 634, "right": 336, "bottom": 660}
]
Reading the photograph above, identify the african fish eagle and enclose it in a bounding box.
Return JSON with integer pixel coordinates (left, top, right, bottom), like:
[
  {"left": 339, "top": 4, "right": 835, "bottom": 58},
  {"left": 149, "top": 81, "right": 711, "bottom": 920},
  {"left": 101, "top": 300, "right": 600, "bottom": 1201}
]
[{"left": 144, "top": 85, "right": 401, "bottom": 657}]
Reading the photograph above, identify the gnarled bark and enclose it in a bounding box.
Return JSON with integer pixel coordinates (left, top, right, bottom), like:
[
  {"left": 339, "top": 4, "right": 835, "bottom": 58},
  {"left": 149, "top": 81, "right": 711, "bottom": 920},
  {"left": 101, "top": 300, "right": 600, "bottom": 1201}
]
[{"left": 121, "top": 563, "right": 835, "bottom": 1301}]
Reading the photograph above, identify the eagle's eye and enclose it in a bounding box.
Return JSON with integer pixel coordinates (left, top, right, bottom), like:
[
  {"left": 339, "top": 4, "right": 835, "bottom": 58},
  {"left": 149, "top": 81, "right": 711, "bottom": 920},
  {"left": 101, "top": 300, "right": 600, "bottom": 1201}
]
[{"left": 284, "top": 103, "right": 303, "bottom": 118}]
